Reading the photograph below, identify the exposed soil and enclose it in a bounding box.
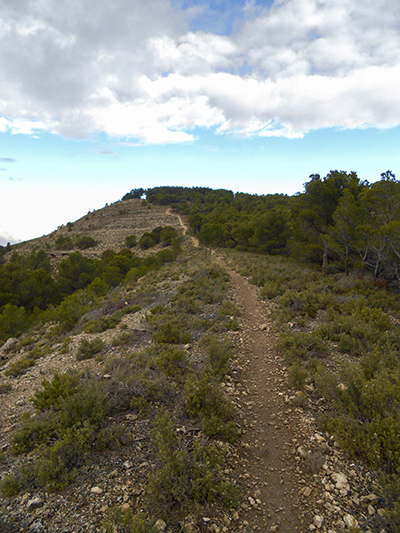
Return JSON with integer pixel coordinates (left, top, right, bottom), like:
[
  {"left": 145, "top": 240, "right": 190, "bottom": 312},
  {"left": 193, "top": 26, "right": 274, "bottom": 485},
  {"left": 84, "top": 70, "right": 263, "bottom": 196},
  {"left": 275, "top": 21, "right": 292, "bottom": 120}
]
[{"left": 224, "top": 265, "right": 305, "bottom": 532}]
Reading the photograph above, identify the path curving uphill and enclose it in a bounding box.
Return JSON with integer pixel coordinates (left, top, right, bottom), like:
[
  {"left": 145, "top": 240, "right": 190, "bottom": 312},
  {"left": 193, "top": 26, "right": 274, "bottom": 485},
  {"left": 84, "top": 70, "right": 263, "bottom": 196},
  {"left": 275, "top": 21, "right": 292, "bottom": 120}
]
[{"left": 166, "top": 207, "right": 199, "bottom": 247}]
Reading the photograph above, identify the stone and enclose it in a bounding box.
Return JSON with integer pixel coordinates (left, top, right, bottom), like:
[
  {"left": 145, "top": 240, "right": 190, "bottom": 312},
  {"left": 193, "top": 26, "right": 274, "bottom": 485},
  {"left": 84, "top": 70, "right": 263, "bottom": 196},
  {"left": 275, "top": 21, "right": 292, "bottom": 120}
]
[
  {"left": 1, "top": 337, "right": 18, "bottom": 355},
  {"left": 248, "top": 496, "right": 256, "bottom": 506},
  {"left": 331, "top": 472, "right": 348, "bottom": 490},
  {"left": 313, "top": 515, "right": 324, "bottom": 529},
  {"left": 343, "top": 513, "right": 357, "bottom": 528},
  {"left": 27, "top": 497, "right": 43, "bottom": 509},
  {"left": 368, "top": 504, "right": 376, "bottom": 515},
  {"left": 297, "top": 446, "right": 308, "bottom": 459},
  {"left": 123, "top": 460, "right": 134, "bottom": 469},
  {"left": 155, "top": 519, "right": 167, "bottom": 531},
  {"left": 303, "top": 487, "right": 312, "bottom": 497},
  {"left": 91, "top": 486, "right": 103, "bottom": 494}
]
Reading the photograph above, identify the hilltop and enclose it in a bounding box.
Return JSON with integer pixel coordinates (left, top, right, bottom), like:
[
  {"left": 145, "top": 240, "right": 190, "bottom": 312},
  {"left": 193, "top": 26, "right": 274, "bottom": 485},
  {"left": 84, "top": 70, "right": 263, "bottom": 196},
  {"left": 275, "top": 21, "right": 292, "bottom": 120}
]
[{"left": 12, "top": 199, "right": 183, "bottom": 262}]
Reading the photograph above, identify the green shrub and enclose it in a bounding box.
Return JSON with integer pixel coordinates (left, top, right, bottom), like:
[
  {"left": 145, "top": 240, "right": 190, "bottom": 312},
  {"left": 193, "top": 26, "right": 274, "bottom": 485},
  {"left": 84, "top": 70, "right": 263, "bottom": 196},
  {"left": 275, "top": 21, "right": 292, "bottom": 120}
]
[
  {"left": 4, "top": 356, "right": 35, "bottom": 377},
  {"left": 139, "top": 232, "right": 156, "bottom": 250},
  {"left": 0, "top": 382, "right": 12, "bottom": 394},
  {"left": 279, "top": 289, "right": 318, "bottom": 318},
  {"left": 148, "top": 411, "right": 237, "bottom": 520},
  {"left": 0, "top": 304, "right": 30, "bottom": 343},
  {"left": 55, "top": 235, "right": 74, "bottom": 250},
  {"left": 278, "top": 331, "right": 328, "bottom": 363},
  {"left": 152, "top": 319, "right": 191, "bottom": 345},
  {"left": 154, "top": 346, "right": 188, "bottom": 380},
  {"left": 95, "top": 424, "right": 128, "bottom": 451},
  {"left": 112, "top": 331, "right": 133, "bottom": 346},
  {"left": 56, "top": 290, "right": 93, "bottom": 332},
  {"left": 130, "top": 396, "right": 151, "bottom": 417},
  {"left": 0, "top": 474, "right": 20, "bottom": 497},
  {"left": 184, "top": 374, "right": 235, "bottom": 421},
  {"left": 125, "top": 234, "right": 137, "bottom": 248},
  {"left": 76, "top": 235, "right": 97, "bottom": 249},
  {"left": 288, "top": 362, "right": 309, "bottom": 390},
  {"left": 219, "top": 300, "right": 241, "bottom": 317},
  {"left": 32, "top": 371, "right": 80, "bottom": 411},
  {"left": 226, "top": 318, "right": 239, "bottom": 331},
  {"left": 11, "top": 412, "right": 58, "bottom": 454},
  {"left": 156, "top": 248, "right": 176, "bottom": 263},
  {"left": 35, "top": 426, "right": 95, "bottom": 491},
  {"left": 7, "top": 372, "right": 116, "bottom": 493},
  {"left": 87, "top": 277, "right": 110, "bottom": 297},
  {"left": 104, "top": 508, "right": 156, "bottom": 533},
  {"left": 76, "top": 337, "right": 105, "bottom": 360},
  {"left": 204, "top": 337, "right": 236, "bottom": 381},
  {"left": 83, "top": 315, "right": 120, "bottom": 333},
  {"left": 5, "top": 346, "right": 46, "bottom": 377},
  {"left": 203, "top": 417, "right": 239, "bottom": 444}
]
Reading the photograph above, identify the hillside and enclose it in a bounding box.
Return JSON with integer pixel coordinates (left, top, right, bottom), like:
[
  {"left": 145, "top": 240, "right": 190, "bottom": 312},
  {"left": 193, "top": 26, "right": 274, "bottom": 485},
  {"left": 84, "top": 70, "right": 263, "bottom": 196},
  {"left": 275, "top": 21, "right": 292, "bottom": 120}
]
[
  {"left": 0, "top": 197, "right": 396, "bottom": 533},
  {"left": 12, "top": 199, "right": 184, "bottom": 263}
]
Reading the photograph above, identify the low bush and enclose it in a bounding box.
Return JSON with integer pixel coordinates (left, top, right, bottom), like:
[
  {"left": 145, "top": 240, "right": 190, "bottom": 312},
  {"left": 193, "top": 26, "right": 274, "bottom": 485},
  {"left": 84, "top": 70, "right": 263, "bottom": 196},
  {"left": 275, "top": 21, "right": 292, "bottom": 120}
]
[
  {"left": 151, "top": 317, "right": 191, "bottom": 345},
  {"left": 76, "top": 337, "right": 105, "bottom": 360},
  {"left": 184, "top": 374, "right": 235, "bottom": 422},
  {"left": 288, "top": 361, "right": 309, "bottom": 390},
  {"left": 204, "top": 336, "right": 236, "bottom": 381},
  {"left": 0, "top": 382, "right": 12, "bottom": 394},
  {"left": 148, "top": 411, "right": 237, "bottom": 520},
  {"left": 2, "top": 371, "right": 121, "bottom": 494},
  {"left": 5, "top": 346, "right": 47, "bottom": 377},
  {"left": 55, "top": 235, "right": 74, "bottom": 250},
  {"left": 125, "top": 234, "right": 137, "bottom": 248},
  {"left": 154, "top": 346, "right": 188, "bottom": 381},
  {"left": 278, "top": 331, "right": 328, "bottom": 363},
  {"left": 76, "top": 235, "right": 97, "bottom": 249},
  {"left": 103, "top": 507, "right": 156, "bottom": 533}
]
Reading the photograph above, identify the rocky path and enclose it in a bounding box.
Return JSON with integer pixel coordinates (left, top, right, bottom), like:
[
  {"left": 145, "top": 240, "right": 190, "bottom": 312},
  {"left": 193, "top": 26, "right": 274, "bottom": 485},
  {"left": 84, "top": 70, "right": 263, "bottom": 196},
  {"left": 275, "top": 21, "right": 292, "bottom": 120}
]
[
  {"left": 224, "top": 264, "right": 305, "bottom": 532},
  {"left": 221, "top": 260, "right": 383, "bottom": 533}
]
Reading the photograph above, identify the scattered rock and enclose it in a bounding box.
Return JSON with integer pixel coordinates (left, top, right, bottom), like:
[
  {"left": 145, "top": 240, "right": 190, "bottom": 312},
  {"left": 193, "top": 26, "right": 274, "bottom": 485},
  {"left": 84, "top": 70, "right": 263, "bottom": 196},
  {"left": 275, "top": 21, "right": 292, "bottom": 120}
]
[
  {"left": 27, "top": 497, "right": 43, "bottom": 509},
  {"left": 313, "top": 515, "right": 324, "bottom": 529},
  {"left": 1, "top": 337, "right": 18, "bottom": 355},
  {"left": 155, "top": 518, "right": 167, "bottom": 531}
]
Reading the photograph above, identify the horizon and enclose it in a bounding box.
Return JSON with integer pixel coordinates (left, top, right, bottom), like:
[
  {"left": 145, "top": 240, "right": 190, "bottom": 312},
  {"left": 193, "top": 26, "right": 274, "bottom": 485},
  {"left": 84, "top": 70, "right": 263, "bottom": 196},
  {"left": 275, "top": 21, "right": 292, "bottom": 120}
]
[{"left": 2, "top": 0, "right": 400, "bottom": 244}]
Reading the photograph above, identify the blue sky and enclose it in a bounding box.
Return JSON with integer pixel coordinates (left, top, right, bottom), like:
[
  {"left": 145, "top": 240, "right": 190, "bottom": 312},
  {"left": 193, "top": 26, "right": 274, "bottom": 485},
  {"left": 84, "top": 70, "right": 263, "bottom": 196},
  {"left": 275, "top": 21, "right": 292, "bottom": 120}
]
[{"left": 1, "top": 0, "right": 400, "bottom": 244}]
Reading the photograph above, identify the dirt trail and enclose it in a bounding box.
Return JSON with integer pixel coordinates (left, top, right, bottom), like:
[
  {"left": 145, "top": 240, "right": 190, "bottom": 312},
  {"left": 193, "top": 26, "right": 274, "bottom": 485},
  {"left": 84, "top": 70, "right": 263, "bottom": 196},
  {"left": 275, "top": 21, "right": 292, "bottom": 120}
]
[
  {"left": 169, "top": 210, "right": 309, "bottom": 530},
  {"left": 224, "top": 265, "right": 307, "bottom": 532},
  {"left": 166, "top": 207, "right": 199, "bottom": 247}
]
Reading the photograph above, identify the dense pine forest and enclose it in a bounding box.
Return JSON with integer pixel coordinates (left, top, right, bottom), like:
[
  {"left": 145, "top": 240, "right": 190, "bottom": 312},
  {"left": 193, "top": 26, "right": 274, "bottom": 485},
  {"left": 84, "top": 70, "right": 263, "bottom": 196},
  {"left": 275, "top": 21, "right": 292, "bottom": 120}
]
[{"left": 1, "top": 171, "right": 400, "bottom": 531}]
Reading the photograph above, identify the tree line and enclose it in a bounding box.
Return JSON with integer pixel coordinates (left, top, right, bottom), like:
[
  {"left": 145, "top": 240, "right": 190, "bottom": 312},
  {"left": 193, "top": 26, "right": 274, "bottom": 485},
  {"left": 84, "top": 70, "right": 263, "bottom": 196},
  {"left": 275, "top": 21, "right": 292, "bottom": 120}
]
[{"left": 132, "top": 171, "right": 400, "bottom": 286}]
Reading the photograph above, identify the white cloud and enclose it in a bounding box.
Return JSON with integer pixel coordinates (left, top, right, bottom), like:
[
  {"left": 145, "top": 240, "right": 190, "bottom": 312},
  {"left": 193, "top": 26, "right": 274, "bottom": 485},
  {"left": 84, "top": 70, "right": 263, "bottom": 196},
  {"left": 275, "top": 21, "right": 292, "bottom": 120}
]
[{"left": 1, "top": 0, "right": 400, "bottom": 142}]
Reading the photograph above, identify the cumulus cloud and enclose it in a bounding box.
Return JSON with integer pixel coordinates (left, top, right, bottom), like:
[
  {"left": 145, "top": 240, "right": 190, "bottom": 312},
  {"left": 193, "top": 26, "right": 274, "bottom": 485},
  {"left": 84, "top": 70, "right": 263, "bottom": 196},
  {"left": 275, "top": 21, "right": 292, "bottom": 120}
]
[{"left": 1, "top": 0, "right": 400, "bottom": 142}]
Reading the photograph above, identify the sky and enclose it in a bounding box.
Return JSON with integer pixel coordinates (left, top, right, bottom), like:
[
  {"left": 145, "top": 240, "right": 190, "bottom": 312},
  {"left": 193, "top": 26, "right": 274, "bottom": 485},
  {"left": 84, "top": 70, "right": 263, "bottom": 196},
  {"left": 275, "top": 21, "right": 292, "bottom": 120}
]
[{"left": 1, "top": 0, "right": 400, "bottom": 244}]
